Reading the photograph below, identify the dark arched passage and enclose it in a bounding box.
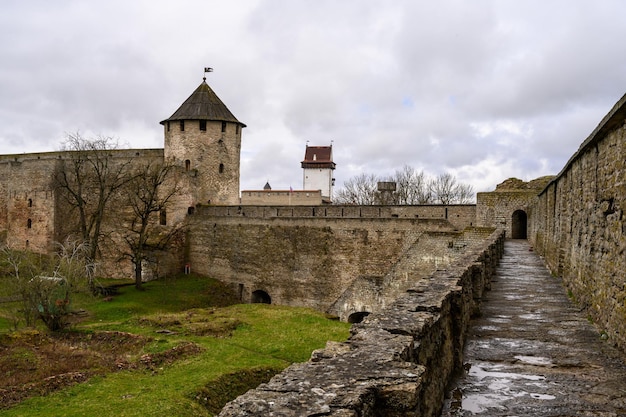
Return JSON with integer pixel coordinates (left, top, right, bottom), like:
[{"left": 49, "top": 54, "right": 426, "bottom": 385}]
[
  {"left": 511, "top": 210, "right": 528, "bottom": 239},
  {"left": 348, "top": 311, "right": 370, "bottom": 324},
  {"left": 251, "top": 290, "right": 271, "bottom": 304}
]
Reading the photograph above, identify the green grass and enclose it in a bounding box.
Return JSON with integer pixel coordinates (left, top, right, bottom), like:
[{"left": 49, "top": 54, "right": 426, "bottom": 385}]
[{"left": 0, "top": 274, "right": 350, "bottom": 416}]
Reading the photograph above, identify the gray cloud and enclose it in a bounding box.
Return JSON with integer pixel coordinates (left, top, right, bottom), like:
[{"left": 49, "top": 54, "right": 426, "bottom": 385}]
[{"left": 1, "top": 0, "right": 625, "bottom": 194}]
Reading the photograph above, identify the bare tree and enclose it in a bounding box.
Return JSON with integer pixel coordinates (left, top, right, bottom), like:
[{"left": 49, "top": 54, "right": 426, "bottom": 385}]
[
  {"left": 334, "top": 173, "right": 379, "bottom": 205},
  {"left": 390, "top": 165, "right": 432, "bottom": 204},
  {"left": 119, "top": 161, "right": 182, "bottom": 290},
  {"left": 335, "top": 167, "right": 474, "bottom": 205},
  {"left": 453, "top": 182, "right": 475, "bottom": 204},
  {"left": 55, "top": 133, "right": 134, "bottom": 272},
  {"left": 429, "top": 173, "right": 475, "bottom": 204}
]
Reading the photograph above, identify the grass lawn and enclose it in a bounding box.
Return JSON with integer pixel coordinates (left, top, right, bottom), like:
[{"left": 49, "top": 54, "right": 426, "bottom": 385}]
[{"left": 0, "top": 274, "right": 350, "bottom": 416}]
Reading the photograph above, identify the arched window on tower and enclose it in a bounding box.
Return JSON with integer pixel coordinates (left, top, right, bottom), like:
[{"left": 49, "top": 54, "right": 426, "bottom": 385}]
[
  {"left": 180, "top": 120, "right": 185, "bottom": 131},
  {"left": 221, "top": 121, "right": 227, "bottom": 132},
  {"left": 199, "top": 120, "right": 207, "bottom": 131},
  {"left": 27, "top": 219, "right": 32, "bottom": 229},
  {"left": 185, "top": 160, "right": 191, "bottom": 171},
  {"left": 219, "top": 163, "right": 224, "bottom": 173},
  {"left": 28, "top": 198, "right": 32, "bottom": 207}
]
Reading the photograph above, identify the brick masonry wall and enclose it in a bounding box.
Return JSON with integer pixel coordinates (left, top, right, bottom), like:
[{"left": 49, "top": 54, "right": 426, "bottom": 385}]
[{"left": 529, "top": 94, "right": 626, "bottom": 352}]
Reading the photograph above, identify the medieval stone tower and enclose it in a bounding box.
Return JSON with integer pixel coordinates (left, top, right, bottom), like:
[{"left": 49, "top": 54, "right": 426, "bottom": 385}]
[{"left": 161, "top": 75, "right": 246, "bottom": 209}]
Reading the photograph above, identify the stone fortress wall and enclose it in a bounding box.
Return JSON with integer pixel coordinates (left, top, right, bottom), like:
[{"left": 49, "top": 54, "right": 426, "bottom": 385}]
[
  {"left": 0, "top": 149, "right": 164, "bottom": 256},
  {"left": 187, "top": 204, "right": 485, "bottom": 321},
  {"left": 218, "top": 229, "right": 504, "bottom": 416},
  {"left": 528, "top": 92, "right": 626, "bottom": 352}
]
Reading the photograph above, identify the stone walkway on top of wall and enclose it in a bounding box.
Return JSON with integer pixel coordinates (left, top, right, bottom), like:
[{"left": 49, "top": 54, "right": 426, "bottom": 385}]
[{"left": 441, "top": 240, "right": 626, "bottom": 416}]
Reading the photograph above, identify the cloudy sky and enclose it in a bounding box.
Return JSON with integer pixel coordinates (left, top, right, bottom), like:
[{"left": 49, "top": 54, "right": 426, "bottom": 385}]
[{"left": 2, "top": 1, "right": 625, "bottom": 195}]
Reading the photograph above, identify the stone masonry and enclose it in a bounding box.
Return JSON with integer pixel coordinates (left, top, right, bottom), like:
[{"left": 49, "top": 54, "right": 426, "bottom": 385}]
[{"left": 529, "top": 92, "right": 626, "bottom": 352}]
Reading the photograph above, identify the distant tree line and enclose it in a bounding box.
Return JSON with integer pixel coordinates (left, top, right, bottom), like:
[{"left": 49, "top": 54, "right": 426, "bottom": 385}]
[{"left": 334, "top": 165, "right": 474, "bottom": 205}]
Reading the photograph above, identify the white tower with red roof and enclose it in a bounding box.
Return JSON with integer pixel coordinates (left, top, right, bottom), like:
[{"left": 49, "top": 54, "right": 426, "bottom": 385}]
[{"left": 301, "top": 144, "right": 336, "bottom": 202}]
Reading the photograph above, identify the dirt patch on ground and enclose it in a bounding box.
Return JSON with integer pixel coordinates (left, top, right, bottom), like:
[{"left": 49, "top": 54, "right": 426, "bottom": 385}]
[
  {"left": 0, "top": 330, "right": 202, "bottom": 409},
  {"left": 138, "top": 309, "right": 243, "bottom": 337},
  {"left": 194, "top": 367, "right": 283, "bottom": 415}
]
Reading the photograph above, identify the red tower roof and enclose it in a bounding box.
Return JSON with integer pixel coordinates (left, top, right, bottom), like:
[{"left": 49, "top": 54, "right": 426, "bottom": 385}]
[{"left": 301, "top": 145, "right": 335, "bottom": 169}]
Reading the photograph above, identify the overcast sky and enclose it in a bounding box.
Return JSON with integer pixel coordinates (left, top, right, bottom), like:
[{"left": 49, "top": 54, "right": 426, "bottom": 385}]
[{"left": 2, "top": 1, "right": 625, "bottom": 195}]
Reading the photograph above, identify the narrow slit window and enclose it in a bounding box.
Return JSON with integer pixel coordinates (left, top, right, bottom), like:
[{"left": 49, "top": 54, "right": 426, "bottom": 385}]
[
  {"left": 221, "top": 121, "right": 227, "bottom": 132},
  {"left": 160, "top": 210, "right": 167, "bottom": 225},
  {"left": 199, "top": 120, "right": 206, "bottom": 131},
  {"left": 27, "top": 219, "right": 32, "bottom": 229},
  {"left": 219, "top": 163, "right": 224, "bottom": 173},
  {"left": 180, "top": 120, "right": 185, "bottom": 131},
  {"left": 185, "top": 159, "right": 191, "bottom": 171},
  {"left": 167, "top": 121, "right": 170, "bottom": 132},
  {"left": 28, "top": 198, "right": 32, "bottom": 207}
]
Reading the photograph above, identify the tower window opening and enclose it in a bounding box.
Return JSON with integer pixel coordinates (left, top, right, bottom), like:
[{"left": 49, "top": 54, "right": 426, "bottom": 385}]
[
  {"left": 28, "top": 198, "right": 32, "bottom": 207},
  {"left": 180, "top": 120, "right": 185, "bottom": 131},
  {"left": 199, "top": 120, "right": 206, "bottom": 131},
  {"left": 188, "top": 207, "right": 195, "bottom": 215},
  {"left": 160, "top": 210, "right": 167, "bottom": 225},
  {"left": 219, "top": 163, "right": 224, "bottom": 173},
  {"left": 185, "top": 159, "right": 191, "bottom": 171},
  {"left": 221, "top": 121, "right": 227, "bottom": 132},
  {"left": 27, "top": 219, "right": 32, "bottom": 229},
  {"left": 167, "top": 121, "right": 170, "bottom": 132}
]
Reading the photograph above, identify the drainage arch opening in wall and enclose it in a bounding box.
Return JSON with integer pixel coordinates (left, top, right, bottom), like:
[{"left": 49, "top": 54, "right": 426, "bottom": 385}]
[
  {"left": 251, "top": 290, "right": 271, "bottom": 304},
  {"left": 348, "top": 311, "right": 370, "bottom": 324}
]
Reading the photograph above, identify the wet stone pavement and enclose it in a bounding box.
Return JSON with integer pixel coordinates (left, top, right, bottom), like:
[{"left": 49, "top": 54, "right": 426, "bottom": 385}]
[{"left": 441, "top": 239, "right": 626, "bottom": 416}]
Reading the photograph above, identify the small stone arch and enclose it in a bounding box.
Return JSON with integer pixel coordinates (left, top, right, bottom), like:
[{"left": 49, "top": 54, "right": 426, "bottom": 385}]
[
  {"left": 348, "top": 311, "right": 370, "bottom": 324},
  {"left": 251, "top": 290, "right": 271, "bottom": 304},
  {"left": 511, "top": 209, "right": 528, "bottom": 239}
]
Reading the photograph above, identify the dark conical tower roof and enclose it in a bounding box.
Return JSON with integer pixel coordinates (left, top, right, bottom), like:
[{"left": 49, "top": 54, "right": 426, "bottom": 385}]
[{"left": 160, "top": 79, "right": 246, "bottom": 126}]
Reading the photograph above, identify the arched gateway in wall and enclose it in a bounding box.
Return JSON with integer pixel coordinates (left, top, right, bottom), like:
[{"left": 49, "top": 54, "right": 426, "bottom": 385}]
[{"left": 511, "top": 210, "right": 528, "bottom": 239}]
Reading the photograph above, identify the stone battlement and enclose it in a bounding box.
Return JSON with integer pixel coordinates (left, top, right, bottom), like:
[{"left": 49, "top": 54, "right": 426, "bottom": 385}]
[{"left": 196, "top": 204, "right": 476, "bottom": 231}]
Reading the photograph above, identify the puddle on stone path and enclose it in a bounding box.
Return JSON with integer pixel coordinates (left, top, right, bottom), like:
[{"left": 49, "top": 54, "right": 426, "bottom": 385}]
[
  {"left": 469, "top": 363, "right": 546, "bottom": 382},
  {"left": 514, "top": 355, "right": 553, "bottom": 366},
  {"left": 476, "top": 325, "right": 500, "bottom": 331},
  {"left": 518, "top": 313, "right": 544, "bottom": 320},
  {"left": 458, "top": 363, "right": 554, "bottom": 414},
  {"left": 488, "top": 316, "right": 512, "bottom": 323}
]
